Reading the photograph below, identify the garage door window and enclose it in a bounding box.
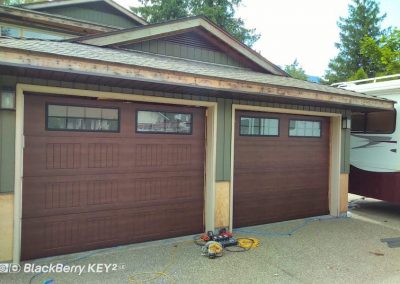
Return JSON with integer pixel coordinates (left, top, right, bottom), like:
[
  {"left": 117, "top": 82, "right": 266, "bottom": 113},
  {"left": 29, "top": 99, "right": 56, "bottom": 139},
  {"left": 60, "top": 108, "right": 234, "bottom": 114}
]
[
  {"left": 46, "top": 104, "right": 119, "bottom": 132},
  {"left": 240, "top": 116, "right": 279, "bottom": 136},
  {"left": 289, "top": 120, "right": 321, "bottom": 137},
  {"left": 136, "top": 110, "right": 192, "bottom": 134}
]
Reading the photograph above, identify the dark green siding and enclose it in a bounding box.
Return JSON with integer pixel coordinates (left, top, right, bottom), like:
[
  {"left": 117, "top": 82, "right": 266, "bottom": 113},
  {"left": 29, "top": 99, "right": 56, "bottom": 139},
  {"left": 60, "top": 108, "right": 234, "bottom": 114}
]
[
  {"left": 124, "top": 39, "right": 245, "bottom": 68},
  {"left": 342, "top": 124, "right": 351, "bottom": 174},
  {"left": 0, "top": 111, "right": 15, "bottom": 193},
  {"left": 0, "top": 75, "right": 350, "bottom": 192},
  {"left": 38, "top": 2, "right": 139, "bottom": 28}
]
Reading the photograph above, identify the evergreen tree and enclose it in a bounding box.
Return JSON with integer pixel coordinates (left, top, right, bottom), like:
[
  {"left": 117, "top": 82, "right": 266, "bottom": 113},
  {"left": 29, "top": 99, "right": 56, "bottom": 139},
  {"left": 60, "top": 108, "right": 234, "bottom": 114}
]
[
  {"left": 325, "top": 0, "right": 386, "bottom": 83},
  {"left": 0, "top": 0, "right": 40, "bottom": 5},
  {"left": 284, "top": 59, "right": 308, "bottom": 81},
  {"left": 360, "top": 28, "right": 400, "bottom": 76},
  {"left": 132, "top": 0, "right": 260, "bottom": 46}
]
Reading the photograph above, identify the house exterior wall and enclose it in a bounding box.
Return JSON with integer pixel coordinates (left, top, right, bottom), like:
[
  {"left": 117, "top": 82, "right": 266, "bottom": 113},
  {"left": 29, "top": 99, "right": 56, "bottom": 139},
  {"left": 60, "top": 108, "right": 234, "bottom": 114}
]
[
  {"left": 123, "top": 39, "right": 245, "bottom": 68},
  {"left": 0, "top": 74, "right": 351, "bottom": 194},
  {"left": 0, "top": 74, "right": 352, "bottom": 262},
  {"left": 0, "top": 111, "right": 15, "bottom": 193},
  {"left": 36, "top": 3, "right": 138, "bottom": 28}
]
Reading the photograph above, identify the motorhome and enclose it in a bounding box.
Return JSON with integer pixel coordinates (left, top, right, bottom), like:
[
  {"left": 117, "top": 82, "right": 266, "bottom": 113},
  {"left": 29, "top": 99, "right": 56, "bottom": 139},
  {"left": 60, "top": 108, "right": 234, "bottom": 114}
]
[{"left": 333, "top": 74, "right": 400, "bottom": 203}]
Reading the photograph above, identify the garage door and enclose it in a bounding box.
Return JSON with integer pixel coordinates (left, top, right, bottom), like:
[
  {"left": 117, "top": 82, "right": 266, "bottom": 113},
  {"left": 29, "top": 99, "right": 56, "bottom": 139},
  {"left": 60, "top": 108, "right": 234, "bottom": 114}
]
[
  {"left": 233, "top": 110, "right": 330, "bottom": 227},
  {"left": 22, "top": 93, "right": 205, "bottom": 260}
]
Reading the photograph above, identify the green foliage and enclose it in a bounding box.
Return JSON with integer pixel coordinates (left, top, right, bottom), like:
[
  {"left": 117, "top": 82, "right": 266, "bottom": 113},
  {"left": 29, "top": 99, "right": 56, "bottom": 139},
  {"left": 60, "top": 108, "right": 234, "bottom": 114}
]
[
  {"left": 284, "top": 59, "right": 308, "bottom": 81},
  {"left": 131, "top": 0, "right": 189, "bottom": 24},
  {"left": 360, "top": 28, "right": 400, "bottom": 76},
  {"left": 0, "top": 0, "right": 40, "bottom": 5},
  {"left": 325, "top": 0, "right": 386, "bottom": 83},
  {"left": 348, "top": 67, "right": 368, "bottom": 80},
  {"left": 132, "top": 0, "right": 260, "bottom": 46}
]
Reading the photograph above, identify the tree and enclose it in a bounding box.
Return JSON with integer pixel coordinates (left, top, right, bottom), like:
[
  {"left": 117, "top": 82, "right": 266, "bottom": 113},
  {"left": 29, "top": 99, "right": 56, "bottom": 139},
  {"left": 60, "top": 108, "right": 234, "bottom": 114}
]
[
  {"left": 0, "top": 0, "right": 41, "bottom": 5},
  {"left": 132, "top": 0, "right": 260, "bottom": 46},
  {"left": 284, "top": 59, "right": 308, "bottom": 81},
  {"left": 325, "top": 0, "right": 386, "bottom": 83},
  {"left": 360, "top": 28, "right": 400, "bottom": 76}
]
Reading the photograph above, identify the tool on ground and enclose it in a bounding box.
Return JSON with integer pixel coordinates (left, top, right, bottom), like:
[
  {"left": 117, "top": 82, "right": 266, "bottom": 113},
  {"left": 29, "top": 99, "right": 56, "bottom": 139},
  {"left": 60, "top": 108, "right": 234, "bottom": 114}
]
[
  {"left": 196, "top": 228, "right": 260, "bottom": 258},
  {"left": 201, "top": 241, "right": 223, "bottom": 258}
]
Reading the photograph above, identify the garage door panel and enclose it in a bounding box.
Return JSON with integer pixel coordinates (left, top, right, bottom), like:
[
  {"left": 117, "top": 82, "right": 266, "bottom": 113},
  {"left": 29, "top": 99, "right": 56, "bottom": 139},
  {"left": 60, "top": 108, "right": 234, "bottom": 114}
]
[
  {"left": 234, "top": 149, "right": 328, "bottom": 168},
  {"left": 234, "top": 170, "right": 328, "bottom": 191},
  {"left": 23, "top": 170, "right": 203, "bottom": 218},
  {"left": 22, "top": 202, "right": 203, "bottom": 260},
  {"left": 234, "top": 110, "right": 329, "bottom": 227},
  {"left": 24, "top": 138, "right": 204, "bottom": 177},
  {"left": 22, "top": 93, "right": 205, "bottom": 260}
]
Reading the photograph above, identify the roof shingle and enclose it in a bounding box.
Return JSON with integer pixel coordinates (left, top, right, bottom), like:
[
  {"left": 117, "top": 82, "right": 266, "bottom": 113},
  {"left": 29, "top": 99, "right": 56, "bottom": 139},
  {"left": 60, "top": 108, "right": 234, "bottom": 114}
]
[{"left": 0, "top": 37, "right": 387, "bottom": 101}]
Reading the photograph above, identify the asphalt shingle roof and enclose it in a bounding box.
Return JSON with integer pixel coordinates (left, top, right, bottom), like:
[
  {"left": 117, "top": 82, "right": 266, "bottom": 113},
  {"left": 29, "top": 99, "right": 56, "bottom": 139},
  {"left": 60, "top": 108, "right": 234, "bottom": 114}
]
[{"left": 0, "top": 37, "right": 386, "bottom": 101}]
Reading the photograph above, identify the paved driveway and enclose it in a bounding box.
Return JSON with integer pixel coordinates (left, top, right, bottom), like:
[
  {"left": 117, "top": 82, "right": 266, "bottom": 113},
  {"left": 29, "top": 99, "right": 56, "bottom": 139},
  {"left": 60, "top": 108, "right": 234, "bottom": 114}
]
[{"left": 1, "top": 194, "right": 400, "bottom": 284}]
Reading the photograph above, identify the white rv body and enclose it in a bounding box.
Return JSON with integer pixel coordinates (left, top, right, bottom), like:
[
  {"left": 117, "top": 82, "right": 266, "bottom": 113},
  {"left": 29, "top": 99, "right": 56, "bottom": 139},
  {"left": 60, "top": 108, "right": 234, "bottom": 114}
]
[{"left": 333, "top": 74, "right": 400, "bottom": 172}]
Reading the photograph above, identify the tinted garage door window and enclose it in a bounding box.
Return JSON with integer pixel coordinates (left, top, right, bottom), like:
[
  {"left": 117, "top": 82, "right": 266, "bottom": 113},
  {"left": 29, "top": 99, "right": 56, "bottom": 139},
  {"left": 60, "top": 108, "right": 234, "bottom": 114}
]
[
  {"left": 22, "top": 93, "right": 205, "bottom": 260},
  {"left": 233, "top": 111, "right": 330, "bottom": 227}
]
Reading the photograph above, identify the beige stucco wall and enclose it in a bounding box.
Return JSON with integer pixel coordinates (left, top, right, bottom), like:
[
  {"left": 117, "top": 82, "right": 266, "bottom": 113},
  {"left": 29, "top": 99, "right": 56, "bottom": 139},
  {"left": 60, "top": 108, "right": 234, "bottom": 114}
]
[{"left": 0, "top": 193, "right": 13, "bottom": 261}]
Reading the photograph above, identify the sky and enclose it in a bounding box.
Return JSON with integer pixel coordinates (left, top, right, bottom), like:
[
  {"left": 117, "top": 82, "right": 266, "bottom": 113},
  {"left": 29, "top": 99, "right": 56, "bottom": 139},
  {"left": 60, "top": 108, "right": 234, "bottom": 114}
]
[{"left": 116, "top": 0, "right": 400, "bottom": 77}]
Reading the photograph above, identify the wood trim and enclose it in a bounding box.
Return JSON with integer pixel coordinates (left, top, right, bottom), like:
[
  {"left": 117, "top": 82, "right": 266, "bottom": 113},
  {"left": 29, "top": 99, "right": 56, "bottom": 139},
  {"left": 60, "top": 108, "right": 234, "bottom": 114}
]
[
  {"left": 20, "top": 0, "right": 148, "bottom": 26},
  {"left": 80, "top": 17, "right": 285, "bottom": 75},
  {"left": 13, "top": 84, "right": 24, "bottom": 264},
  {"left": 104, "top": 0, "right": 148, "bottom": 25},
  {"left": 229, "top": 104, "right": 342, "bottom": 230},
  {"left": 340, "top": 173, "right": 349, "bottom": 213},
  {"left": 0, "top": 48, "right": 393, "bottom": 110},
  {"left": 0, "top": 5, "right": 117, "bottom": 34},
  {"left": 0, "top": 193, "right": 13, "bottom": 262},
  {"left": 12, "top": 83, "right": 217, "bottom": 263}
]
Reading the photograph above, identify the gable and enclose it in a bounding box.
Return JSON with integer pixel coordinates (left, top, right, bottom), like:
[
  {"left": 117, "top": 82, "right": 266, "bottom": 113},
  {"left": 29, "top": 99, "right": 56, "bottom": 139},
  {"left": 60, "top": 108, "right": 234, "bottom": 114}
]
[
  {"left": 32, "top": 1, "right": 143, "bottom": 28},
  {"left": 122, "top": 32, "right": 246, "bottom": 68},
  {"left": 75, "top": 17, "right": 286, "bottom": 75}
]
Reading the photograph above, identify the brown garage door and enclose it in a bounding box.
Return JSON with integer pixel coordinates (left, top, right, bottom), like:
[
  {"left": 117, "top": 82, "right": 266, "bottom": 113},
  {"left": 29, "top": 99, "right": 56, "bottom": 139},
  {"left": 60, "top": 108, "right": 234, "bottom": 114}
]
[
  {"left": 22, "top": 93, "right": 205, "bottom": 260},
  {"left": 233, "top": 110, "right": 329, "bottom": 227}
]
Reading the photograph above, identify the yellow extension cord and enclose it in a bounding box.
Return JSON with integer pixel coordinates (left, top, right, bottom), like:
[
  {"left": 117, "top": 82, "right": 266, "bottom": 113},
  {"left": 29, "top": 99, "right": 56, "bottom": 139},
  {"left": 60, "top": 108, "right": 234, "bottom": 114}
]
[
  {"left": 127, "top": 243, "right": 183, "bottom": 284},
  {"left": 127, "top": 237, "right": 261, "bottom": 283},
  {"left": 237, "top": 238, "right": 260, "bottom": 249}
]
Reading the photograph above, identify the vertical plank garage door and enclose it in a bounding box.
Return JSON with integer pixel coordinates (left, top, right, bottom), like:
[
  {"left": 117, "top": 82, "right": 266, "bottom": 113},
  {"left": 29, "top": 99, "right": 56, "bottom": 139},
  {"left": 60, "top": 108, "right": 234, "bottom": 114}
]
[
  {"left": 22, "top": 93, "right": 205, "bottom": 260},
  {"left": 233, "top": 110, "right": 330, "bottom": 227}
]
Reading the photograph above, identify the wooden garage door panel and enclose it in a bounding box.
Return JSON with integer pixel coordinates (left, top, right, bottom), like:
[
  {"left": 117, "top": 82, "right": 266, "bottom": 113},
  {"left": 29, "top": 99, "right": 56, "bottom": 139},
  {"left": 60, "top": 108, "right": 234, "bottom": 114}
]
[
  {"left": 22, "top": 93, "right": 205, "bottom": 260},
  {"left": 23, "top": 135, "right": 204, "bottom": 176},
  {"left": 234, "top": 110, "right": 329, "bottom": 227},
  {"left": 22, "top": 173, "right": 204, "bottom": 218},
  {"left": 21, "top": 202, "right": 203, "bottom": 260}
]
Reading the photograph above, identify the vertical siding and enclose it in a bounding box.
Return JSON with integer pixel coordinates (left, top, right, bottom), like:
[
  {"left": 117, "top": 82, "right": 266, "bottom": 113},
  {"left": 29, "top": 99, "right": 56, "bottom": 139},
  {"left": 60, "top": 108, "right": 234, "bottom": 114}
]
[
  {"left": 341, "top": 109, "right": 351, "bottom": 173},
  {"left": 0, "top": 111, "right": 15, "bottom": 193},
  {"left": 39, "top": 3, "right": 138, "bottom": 28},
  {"left": 123, "top": 39, "right": 244, "bottom": 68}
]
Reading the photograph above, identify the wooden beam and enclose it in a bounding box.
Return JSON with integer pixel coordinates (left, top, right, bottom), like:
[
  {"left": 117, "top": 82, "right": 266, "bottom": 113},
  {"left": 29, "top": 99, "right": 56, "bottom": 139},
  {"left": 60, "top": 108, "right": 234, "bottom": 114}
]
[
  {"left": 0, "top": 5, "right": 116, "bottom": 34},
  {"left": 0, "top": 48, "right": 394, "bottom": 110}
]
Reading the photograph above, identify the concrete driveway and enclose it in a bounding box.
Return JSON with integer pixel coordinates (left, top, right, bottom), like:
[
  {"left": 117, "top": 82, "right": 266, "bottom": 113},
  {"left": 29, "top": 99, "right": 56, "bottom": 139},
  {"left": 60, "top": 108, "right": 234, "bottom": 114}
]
[{"left": 1, "top": 195, "right": 400, "bottom": 284}]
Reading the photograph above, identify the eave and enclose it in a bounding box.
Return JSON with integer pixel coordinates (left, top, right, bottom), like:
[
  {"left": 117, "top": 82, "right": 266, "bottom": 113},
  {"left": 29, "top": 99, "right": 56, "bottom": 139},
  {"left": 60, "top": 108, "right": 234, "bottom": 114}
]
[
  {"left": 0, "top": 5, "right": 117, "bottom": 34},
  {"left": 20, "top": 0, "right": 148, "bottom": 26},
  {"left": 0, "top": 46, "right": 393, "bottom": 111}
]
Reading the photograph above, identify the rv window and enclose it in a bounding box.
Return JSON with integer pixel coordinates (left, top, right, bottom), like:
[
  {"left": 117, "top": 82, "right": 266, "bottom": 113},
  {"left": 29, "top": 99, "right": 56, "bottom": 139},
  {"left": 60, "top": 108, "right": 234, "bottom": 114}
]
[{"left": 351, "top": 110, "right": 396, "bottom": 134}]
